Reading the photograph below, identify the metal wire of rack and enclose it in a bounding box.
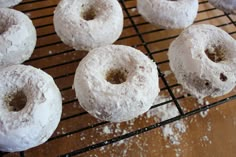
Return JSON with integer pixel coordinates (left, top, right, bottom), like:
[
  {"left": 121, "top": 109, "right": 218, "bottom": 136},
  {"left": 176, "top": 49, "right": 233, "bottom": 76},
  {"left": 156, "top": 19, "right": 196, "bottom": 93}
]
[{"left": 1, "top": 0, "right": 236, "bottom": 156}]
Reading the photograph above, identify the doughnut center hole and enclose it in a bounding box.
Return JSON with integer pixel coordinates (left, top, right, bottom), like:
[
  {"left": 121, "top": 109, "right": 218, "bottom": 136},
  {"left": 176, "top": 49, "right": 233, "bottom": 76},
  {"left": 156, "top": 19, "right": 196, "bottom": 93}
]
[
  {"left": 81, "top": 6, "right": 96, "bottom": 21},
  {"left": 0, "top": 27, "right": 5, "bottom": 34},
  {"left": 0, "top": 17, "right": 16, "bottom": 34},
  {"left": 0, "top": 21, "right": 7, "bottom": 34},
  {"left": 205, "top": 45, "right": 226, "bottom": 63},
  {"left": 5, "top": 91, "right": 27, "bottom": 112},
  {"left": 106, "top": 69, "right": 128, "bottom": 84}
]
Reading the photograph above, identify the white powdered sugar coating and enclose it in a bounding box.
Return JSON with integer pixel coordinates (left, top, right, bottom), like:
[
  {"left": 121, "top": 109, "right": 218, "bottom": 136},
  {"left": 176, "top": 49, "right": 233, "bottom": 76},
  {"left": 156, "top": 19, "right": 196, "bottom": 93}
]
[
  {"left": 137, "top": 0, "right": 198, "bottom": 29},
  {"left": 0, "top": 65, "right": 62, "bottom": 152},
  {"left": 168, "top": 24, "right": 236, "bottom": 100},
  {"left": 74, "top": 45, "right": 159, "bottom": 122},
  {"left": 0, "top": 0, "right": 22, "bottom": 7},
  {"left": 0, "top": 8, "right": 36, "bottom": 66},
  {"left": 208, "top": 0, "right": 236, "bottom": 14},
  {"left": 54, "top": 0, "right": 123, "bottom": 51}
]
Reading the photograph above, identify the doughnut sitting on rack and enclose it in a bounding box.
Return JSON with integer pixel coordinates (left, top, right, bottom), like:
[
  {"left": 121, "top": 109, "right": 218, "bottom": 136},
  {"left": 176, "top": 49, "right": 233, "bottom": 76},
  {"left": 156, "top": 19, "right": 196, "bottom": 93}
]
[
  {"left": 0, "top": 0, "right": 22, "bottom": 8},
  {"left": 208, "top": 0, "right": 236, "bottom": 14},
  {"left": 0, "top": 65, "right": 62, "bottom": 152},
  {"left": 54, "top": 0, "right": 123, "bottom": 51},
  {"left": 0, "top": 8, "right": 36, "bottom": 66},
  {"left": 168, "top": 24, "right": 236, "bottom": 100},
  {"left": 74, "top": 45, "right": 160, "bottom": 122},
  {"left": 137, "top": 0, "right": 199, "bottom": 29}
]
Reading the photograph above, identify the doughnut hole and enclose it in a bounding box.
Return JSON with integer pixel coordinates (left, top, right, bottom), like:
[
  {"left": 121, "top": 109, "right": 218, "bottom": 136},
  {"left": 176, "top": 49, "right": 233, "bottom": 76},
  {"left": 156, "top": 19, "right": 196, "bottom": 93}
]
[
  {"left": 81, "top": 5, "right": 96, "bottom": 21},
  {"left": 106, "top": 68, "right": 129, "bottom": 84},
  {"left": 205, "top": 45, "right": 229, "bottom": 82},
  {"left": 5, "top": 91, "right": 27, "bottom": 112},
  {"left": 205, "top": 45, "right": 226, "bottom": 63},
  {"left": 0, "top": 16, "right": 16, "bottom": 34},
  {"left": 0, "top": 20, "right": 7, "bottom": 34},
  {"left": 0, "top": 26, "right": 6, "bottom": 34}
]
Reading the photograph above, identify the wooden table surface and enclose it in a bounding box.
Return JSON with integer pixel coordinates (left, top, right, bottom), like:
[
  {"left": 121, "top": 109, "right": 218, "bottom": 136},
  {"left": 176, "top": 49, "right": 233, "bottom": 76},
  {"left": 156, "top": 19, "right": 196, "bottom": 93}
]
[{"left": 2, "top": 0, "right": 236, "bottom": 156}]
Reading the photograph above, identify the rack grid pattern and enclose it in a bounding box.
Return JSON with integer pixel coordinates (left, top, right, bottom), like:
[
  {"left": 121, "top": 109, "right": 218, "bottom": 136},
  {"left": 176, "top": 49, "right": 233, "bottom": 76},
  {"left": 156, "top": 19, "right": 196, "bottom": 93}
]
[{"left": 1, "top": 0, "right": 236, "bottom": 156}]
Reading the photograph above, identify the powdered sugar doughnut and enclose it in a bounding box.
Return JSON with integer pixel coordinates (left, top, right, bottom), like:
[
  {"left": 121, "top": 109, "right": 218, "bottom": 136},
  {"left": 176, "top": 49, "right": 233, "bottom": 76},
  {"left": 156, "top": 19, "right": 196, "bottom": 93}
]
[
  {"left": 54, "top": 0, "right": 123, "bottom": 51},
  {"left": 208, "top": 0, "right": 236, "bottom": 14},
  {"left": 0, "top": 8, "right": 36, "bottom": 66},
  {"left": 0, "top": 0, "right": 22, "bottom": 8},
  {"left": 137, "top": 0, "right": 199, "bottom": 29},
  {"left": 0, "top": 65, "right": 62, "bottom": 152},
  {"left": 74, "top": 45, "right": 159, "bottom": 122},
  {"left": 168, "top": 24, "right": 236, "bottom": 100}
]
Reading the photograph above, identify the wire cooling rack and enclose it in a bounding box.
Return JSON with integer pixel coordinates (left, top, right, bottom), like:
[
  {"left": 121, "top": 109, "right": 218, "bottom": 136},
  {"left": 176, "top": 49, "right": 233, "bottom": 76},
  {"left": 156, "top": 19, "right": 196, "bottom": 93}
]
[{"left": 1, "top": 0, "right": 236, "bottom": 156}]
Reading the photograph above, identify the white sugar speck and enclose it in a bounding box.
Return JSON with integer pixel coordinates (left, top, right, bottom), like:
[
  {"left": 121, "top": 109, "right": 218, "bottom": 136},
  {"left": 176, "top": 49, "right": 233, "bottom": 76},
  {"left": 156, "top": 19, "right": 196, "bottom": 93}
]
[
  {"left": 201, "top": 135, "right": 212, "bottom": 144},
  {"left": 131, "top": 8, "right": 136, "bottom": 12},
  {"left": 200, "top": 109, "right": 209, "bottom": 118},
  {"left": 103, "top": 126, "right": 111, "bottom": 134},
  {"left": 163, "top": 70, "right": 172, "bottom": 77},
  {"left": 26, "top": 12, "right": 31, "bottom": 17},
  {"left": 207, "top": 122, "right": 211, "bottom": 132}
]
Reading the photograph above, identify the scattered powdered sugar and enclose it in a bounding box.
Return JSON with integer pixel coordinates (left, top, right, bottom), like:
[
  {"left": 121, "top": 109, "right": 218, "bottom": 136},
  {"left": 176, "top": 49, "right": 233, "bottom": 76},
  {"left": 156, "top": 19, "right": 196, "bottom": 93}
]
[
  {"left": 94, "top": 96, "right": 214, "bottom": 157},
  {"left": 200, "top": 135, "right": 212, "bottom": 145},
  {"left": 200, "top": 109, "right": 209, "bottom": 118},
  {"left": 26, "top": 12, "right": 31, "bottom": 17},
  {"left": 148, "top": 100, "right": 179, "bottom": 121},
  {"left": 103, "top": 126, "right": 112, "bottom": 134},
  {"left": 207, "top": 122, "right": 212, "bottom": 132},
  {"left": 80, "top": 136, "right": 86, "bottom": 141},
  {"left": 72, "top": 102, "right": 79, "bottom": 108},
  {"left": 198, "top": 100, "right": 211, "bottom": 118},
  {"left": 147, "top": 96, "right": 186, "bottom": 145},
  {"left": 163, "top": 70, "right": 172, "bottom": 77},
  {"left": 174, "top": 148, "right": 182, "bottom": 157},
  {"left": 131, "top": 8, "right": 137, "bottom": 12}
]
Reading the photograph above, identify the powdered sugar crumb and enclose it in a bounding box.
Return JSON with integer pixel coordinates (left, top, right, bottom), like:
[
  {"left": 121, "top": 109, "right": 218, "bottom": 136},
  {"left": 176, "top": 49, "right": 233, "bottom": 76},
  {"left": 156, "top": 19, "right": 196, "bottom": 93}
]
[
  {"left": 205, "top": 101, "right": 209, "bottom": 105},
  {"left": 200, "top": 109, "right": 209, "bottom": 118},
  {"left": 131, "top": 8, "right": 137, "bottom": 12},
  {"left": 26, "top": 12, "right": 31, "bottom": 17},
  {"left": 148, "top": 96, "right": 186, "bottom": 145},
  {"left": 103, "top": 126, "right": 112, "bottom": 134},
  {"left": 201, "top": 135, "right": 212, "bottom": 144},
  {"left": 163, "top": 70, "right": 172, "bottom": 77},
  {"left": 207, "top": 122, "right": 212, "bottom": 132},
  {"left": 174, "top": 148, "right": 182, "bottom": 157}
]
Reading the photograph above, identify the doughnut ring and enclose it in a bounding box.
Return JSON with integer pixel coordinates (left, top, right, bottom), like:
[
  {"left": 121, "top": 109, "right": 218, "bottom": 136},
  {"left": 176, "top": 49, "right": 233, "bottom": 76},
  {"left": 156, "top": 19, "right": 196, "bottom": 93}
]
[
  {"left": 168, "top": 24, "right": 236, "bottom": 99},
  {"left": 0, "top": 8, "right": 36, "bottom": 66},
  {"left": 137, "top": 0, "right": 199, "bottom": 29},
  {"left": 74, "top": 45, "right": 160, "bottom": 122},
  {"left": 0, "top": 65, "right": 62, "bottom": 152},
  {"left": 54, "top": 0, "right": 123, "bottom": 51}
]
